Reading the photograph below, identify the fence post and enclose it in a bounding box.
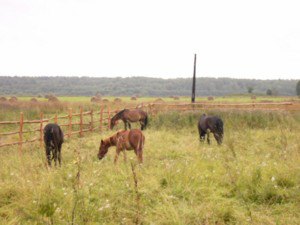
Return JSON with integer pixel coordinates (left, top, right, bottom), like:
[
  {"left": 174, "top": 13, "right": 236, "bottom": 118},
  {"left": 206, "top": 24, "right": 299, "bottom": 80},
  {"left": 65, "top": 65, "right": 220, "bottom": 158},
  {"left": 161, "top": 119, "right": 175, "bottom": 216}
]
[
  {"left": 107, "top": 106, "right": 111, "bottom": 130},
  {"left": 68, "top": 108, "right": 72, "bottom": 138},
  {"left": 19, "top": 112, "right": 24, "bottom": 156},
  {"left": 100, "top": 106, "right": 103, "bottom": 132},
  {"left": 40, "top": 112, "right": 44, "bottom": 148},
  {"left": 80, "top": 107, "right": 83, "bottom": 137},
  {"left": 90, "top": 109, "right": 93, "bottom": 131}
]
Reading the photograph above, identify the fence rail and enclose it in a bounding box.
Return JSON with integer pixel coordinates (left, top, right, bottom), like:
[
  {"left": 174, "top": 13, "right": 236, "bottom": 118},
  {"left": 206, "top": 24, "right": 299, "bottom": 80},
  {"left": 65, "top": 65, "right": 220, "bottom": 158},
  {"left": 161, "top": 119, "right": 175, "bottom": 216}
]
[{"left": 0, "top": 101, "right": 298, "bottom": 152}]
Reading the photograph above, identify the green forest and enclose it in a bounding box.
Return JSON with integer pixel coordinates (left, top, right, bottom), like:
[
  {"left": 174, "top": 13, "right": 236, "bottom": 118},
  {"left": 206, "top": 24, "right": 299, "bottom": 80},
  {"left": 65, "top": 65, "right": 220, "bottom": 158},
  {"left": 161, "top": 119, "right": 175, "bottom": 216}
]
[{"left": 0, "top": 76, "right": 298, "bottom": 96}]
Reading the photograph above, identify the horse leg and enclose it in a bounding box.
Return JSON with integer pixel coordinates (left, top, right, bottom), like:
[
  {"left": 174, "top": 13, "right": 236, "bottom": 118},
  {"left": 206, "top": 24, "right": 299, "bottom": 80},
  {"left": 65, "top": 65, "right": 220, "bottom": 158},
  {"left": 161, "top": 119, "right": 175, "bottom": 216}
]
[
  {"left": 134, "top": 149, "right": 143, "bottom": 164},
  {"left": 53, "top": 149, "right": 57, "bottom": 166},
  {"left": 58, "top": 144, "right": 62, "bottom": 166},
  {"left": 140, "top": 121, "right": 144, "bottom": 130},
  {"left": 128, "top": 122, "right": 131, "bottom": 130},
  {"left": 137, "top": 151, "right": 143, "bottom": 163},
  {"left": 114, "top": 148, "right": 121, "bottom": 164},
  {"left": 123, "top": 150, "right": 127, "bottom": 163},
  {"left": 207, "top": 132, "right": 211, "bottom": 145},
  {"left": 46, "top": 146, "right": 52, "bottom": 166}
]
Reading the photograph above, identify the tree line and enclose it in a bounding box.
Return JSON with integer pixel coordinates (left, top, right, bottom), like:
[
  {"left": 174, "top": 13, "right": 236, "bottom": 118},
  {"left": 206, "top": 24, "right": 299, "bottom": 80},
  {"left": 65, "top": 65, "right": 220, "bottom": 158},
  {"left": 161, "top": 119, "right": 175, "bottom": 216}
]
[{"left": 0, "top": 76, "right": 298, "bottom": 96}]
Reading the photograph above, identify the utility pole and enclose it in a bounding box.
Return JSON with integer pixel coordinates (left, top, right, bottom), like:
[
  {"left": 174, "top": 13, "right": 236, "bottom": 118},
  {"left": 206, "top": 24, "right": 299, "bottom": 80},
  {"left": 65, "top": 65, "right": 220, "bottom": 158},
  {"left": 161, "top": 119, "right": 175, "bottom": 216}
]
[{"left": 191, "top": 54, "right": 196, "bottom": 103}]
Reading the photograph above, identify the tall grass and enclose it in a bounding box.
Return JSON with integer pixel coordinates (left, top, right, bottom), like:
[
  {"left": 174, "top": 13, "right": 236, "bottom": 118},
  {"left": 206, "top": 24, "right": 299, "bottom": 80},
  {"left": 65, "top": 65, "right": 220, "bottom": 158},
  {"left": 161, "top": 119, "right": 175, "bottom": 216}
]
[{"left": 0, "top": 110, "right": 299, "bottom": 224}]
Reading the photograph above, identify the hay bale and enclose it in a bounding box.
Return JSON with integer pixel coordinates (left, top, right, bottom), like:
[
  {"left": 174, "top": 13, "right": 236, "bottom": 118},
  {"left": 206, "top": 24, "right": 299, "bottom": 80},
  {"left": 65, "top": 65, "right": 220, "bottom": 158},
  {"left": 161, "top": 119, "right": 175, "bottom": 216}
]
[
  {"left": 30, "top": 98, "right": 38, "bottom": 102},
  {"left": 0, "top": 96, "right": 7, "bottom": 102},
  {"left": 48, "top": 96, "right": 59, "bottom": 102},
  {"left": 91, "top": 96, "right": 101, "bottom": 103},
  {"left": 102, "top": 99, "right": 109, "bottom": 103},
  {"left": 154, "top": 98, "right": 165, "bottom": 103},
  {"left": 131, "top": 96, "right": 137, "bottom": 101},
  {"left": 114, "top": 98, "right": 122, "bottom": 103},
  {"left": 9, "top": 96, "right": 18, "bottom": 102},
  {"left": 251, "top": 95, "right": 257, "bottom": 100},
  {"left": 207, "top": 96, "right": 214, "bottom": 101}
]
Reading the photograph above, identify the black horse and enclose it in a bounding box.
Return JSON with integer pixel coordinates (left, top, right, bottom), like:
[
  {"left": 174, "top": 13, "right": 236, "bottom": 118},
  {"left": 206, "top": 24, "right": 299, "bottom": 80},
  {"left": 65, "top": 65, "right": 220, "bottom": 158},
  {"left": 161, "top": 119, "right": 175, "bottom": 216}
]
[
  {"left": 110, "top": 109, "right": 148, "bottom": 130},
  {"left": 198, "top": 114, "right": 223, "bottom": 145},
  {"left": 44, "top": 123, "right": 64, "bottom": 166}
]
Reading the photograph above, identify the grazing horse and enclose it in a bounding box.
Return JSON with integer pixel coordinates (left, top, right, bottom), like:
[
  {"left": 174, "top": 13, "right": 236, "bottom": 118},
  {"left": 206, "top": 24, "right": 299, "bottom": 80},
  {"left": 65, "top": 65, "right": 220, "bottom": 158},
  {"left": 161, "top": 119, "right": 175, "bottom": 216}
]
[
  {"left": 98, "top": 129, "right": 145, "bottom": 163},
  {"left": 43, "top": 123, "right": 64, "bottom": 166},
  {"left": 198, "top": 114, "right": 223, "bottom": 145},
  {"left": 110, "top": 109, "right": 148, "bottom": 130}
]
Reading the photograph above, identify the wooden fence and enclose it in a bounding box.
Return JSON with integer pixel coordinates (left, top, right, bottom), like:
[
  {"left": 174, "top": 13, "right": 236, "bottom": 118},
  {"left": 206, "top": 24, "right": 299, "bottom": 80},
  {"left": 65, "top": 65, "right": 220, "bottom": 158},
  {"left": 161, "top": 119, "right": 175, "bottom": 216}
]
[{"left": 0, "top": 101, "right": 298, "bottom": 153}]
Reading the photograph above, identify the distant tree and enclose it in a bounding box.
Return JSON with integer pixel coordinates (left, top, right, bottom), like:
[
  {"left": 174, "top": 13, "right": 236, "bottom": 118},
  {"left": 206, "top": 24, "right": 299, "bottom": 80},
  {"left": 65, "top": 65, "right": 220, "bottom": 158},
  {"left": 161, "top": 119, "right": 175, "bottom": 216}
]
[
  {"left": 297, "top": 81, "right": 300, "bottom": 97},
  {"left": 266, "top": 89, "right": 272, "bottom": 96},
  {"left": 247, "top": 86, "right": 254, "bottom": 94}
]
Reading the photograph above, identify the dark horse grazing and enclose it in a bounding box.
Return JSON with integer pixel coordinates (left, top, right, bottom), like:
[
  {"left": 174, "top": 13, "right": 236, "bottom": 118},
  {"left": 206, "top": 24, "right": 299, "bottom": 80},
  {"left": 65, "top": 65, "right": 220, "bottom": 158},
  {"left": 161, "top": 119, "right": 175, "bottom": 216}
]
[
  {"left": 110, "top": 109, "right": 148, "bottom": 130},
  {"left": 44, "top": 123, "right": 64, "bottom": 166},
  {"left": 98, "top": 129, "right": 145, "bottom": 163},
  {"left": 198, "top": 114, "right": 223, "bottom": 145}
]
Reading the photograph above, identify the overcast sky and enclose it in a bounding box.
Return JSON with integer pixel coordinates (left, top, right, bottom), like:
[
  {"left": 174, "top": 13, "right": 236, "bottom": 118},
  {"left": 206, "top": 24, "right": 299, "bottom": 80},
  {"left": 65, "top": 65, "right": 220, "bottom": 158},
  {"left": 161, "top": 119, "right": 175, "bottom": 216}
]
[{"left": 0, "top": 0, "right": 299, "bottom": 79}]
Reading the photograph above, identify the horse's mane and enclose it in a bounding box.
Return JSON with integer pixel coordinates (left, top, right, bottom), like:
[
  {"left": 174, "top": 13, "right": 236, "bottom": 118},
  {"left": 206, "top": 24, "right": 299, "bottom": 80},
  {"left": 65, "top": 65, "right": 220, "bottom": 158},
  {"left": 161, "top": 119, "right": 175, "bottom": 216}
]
[{"left": 112, "top": 109, "right": 128, "bottom": 120}]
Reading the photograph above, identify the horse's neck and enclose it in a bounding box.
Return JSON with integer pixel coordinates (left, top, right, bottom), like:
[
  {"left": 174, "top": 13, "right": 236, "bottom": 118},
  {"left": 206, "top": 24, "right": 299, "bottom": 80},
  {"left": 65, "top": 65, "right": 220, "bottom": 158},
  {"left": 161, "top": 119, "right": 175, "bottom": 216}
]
[
  {"left": 106, "top": 136, "right": 116, "bottom": 147},
  {"left": 113, "top": 113, "right": 121, "bottom": 122}
]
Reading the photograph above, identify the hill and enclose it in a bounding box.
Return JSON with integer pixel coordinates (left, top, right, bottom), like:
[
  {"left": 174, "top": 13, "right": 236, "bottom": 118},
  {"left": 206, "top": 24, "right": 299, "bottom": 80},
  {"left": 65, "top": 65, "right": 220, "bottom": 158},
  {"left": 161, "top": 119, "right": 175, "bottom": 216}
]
[{"left": 0, "top": 76, "right": 297, "bottom": 96}]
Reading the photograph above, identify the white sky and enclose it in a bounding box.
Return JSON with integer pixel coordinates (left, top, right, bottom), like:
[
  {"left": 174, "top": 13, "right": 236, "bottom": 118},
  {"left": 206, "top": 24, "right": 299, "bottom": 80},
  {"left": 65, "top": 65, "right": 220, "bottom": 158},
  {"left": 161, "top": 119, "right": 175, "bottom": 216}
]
[{"left": 0, "top": 0, "right": 299, "bottom": 79}]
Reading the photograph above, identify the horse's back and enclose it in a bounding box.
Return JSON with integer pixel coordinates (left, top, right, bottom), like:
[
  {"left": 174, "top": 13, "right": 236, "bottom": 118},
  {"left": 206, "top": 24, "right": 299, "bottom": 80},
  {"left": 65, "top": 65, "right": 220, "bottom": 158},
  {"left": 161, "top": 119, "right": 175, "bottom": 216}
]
[
  {"left": 44, "top": 123, "right": 64, "bottom": 145},
  {"left": 125, "top": 109, "right": 147, "bottom": 121},
  {"left": 128, "top": 129, "right": 145, "bottom": 148},
  {"left": 199, "top": 115, "right": 223, "bottom": 133},
  {"left": 116, "top": 129, "right": 144, "bottom": 150}
]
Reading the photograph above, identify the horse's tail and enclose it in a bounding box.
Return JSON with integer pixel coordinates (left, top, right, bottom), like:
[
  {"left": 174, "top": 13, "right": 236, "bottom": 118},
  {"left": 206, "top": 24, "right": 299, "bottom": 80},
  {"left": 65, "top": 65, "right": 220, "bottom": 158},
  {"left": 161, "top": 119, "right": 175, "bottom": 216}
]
[
  {"left": 216, "top": 118, "right": 224, "bottom": 135},
  {"left": 136, "top": 132, "right": 145, "bottom": 163},
  {"left": 144, "top": 114, "right": 148, "bottom": 129}
]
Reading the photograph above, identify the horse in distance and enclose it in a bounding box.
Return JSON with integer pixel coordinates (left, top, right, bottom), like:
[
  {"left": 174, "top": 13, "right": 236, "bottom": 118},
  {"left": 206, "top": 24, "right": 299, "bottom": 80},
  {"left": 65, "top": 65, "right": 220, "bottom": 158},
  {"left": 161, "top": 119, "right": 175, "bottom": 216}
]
[
  {"left": 110, "top": 109, "right": 148, "bottom": 130},
  {"left": 98, "top": 129, "right": 145, "bottom": 163},
  {"left": 198, "top": 114, "right": 223, "bottom": 145},
  {"left": 43, "top": 123, "right": 64, "bottom": 166}
]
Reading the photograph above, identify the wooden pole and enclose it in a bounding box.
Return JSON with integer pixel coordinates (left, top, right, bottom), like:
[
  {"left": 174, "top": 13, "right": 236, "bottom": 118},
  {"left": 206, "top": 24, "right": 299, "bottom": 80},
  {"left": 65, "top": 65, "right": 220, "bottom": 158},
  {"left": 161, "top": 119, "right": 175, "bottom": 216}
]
[
  {"left": 68, "top": 108, "right": 72, "bottom": 138},
  {"left": 90, "top": 109, "right": 94, "bottom": 131},
  {"left": 19, "top": 112, "right": 24, "bottom": 156},
  {"left": 80, "top": 107, "right": 83, "bottom": 137},
  {"left": 191, "top": 53, "right": 197, "bottom": 103},
  {"left": 40, "top": 112, "right": 44, "bottom": 148}
]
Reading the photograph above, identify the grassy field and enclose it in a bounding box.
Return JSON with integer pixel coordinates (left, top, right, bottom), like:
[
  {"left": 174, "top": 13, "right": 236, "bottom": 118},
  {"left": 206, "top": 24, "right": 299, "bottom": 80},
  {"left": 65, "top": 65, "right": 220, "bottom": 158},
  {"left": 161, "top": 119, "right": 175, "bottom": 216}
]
[
  {"left": 0, "top": 110, "right": 299, "bottom": 224},
  {"left": 14, "top": 95, "right": 297, "bottom": 103}
]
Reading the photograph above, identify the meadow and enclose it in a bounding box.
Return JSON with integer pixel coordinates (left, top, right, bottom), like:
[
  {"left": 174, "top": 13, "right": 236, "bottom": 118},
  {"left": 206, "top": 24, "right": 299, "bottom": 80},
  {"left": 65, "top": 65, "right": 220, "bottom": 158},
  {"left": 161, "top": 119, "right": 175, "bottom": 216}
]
[{"left": 0, "top": 109, "right": 299, "bottom": 224}]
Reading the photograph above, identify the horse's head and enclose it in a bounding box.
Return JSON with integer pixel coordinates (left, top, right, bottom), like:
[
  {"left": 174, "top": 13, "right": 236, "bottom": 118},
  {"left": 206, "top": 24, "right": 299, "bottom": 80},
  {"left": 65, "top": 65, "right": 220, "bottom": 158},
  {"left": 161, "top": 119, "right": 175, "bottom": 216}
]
[
  {"left": 98, "top": 139, "right": 109, "bottom": 160},
  {"left": 214, "top": 130, "right": 223, "bottom": 145},
  {"left": 215, "top": 133, "right": 223, "bottom": 145},
  {"left": 110, "top": 117, "right": 117, "bottom": 129}
]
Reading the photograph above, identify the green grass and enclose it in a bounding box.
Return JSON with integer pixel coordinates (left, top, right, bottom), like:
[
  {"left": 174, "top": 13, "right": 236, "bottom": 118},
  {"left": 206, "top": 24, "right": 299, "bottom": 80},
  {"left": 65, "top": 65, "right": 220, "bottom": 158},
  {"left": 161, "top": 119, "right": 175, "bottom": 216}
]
[{"left": 0, "top": 111, "right": 299, "bottom": 224}]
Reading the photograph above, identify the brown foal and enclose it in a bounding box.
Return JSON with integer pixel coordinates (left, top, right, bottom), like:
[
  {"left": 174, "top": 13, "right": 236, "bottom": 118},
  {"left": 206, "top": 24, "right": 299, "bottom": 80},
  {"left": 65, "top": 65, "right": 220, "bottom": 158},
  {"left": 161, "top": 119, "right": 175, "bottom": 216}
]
[{"left": 98, "top": 129, "right": 145, "bottom": 163}]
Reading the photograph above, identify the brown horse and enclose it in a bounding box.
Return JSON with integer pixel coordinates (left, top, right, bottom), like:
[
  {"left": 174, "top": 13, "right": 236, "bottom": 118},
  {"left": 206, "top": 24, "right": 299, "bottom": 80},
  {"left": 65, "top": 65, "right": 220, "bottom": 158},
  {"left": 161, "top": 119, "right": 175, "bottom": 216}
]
[
  {"left": 98, "top": 129, "right": 145, "bottom": 163},
  {"left": 110, "top": 109, "right": 148, "bottom": 130}
]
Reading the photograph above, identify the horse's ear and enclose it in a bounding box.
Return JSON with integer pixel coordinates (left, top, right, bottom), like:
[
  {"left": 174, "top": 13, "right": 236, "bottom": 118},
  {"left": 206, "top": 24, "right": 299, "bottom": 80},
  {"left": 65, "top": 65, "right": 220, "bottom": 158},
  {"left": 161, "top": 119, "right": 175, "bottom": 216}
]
[{"left": 101, "top": 139, "right": 103, "bottom": 144}]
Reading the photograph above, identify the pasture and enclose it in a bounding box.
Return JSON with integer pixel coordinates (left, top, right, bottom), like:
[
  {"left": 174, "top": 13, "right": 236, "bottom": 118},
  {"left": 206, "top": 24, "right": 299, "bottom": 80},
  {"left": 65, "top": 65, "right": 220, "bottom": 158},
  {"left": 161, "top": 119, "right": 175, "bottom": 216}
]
[{"left": 0, "top": 108, "right": 299, "bottom": 224}]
